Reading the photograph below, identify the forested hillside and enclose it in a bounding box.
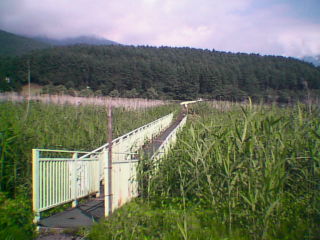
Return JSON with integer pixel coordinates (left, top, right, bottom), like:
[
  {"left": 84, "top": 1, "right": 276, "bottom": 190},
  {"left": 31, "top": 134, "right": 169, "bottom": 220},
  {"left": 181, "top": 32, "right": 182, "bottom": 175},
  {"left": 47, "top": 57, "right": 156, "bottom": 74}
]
[
  {"left": 33, "top": 35, "right": 119, "bottom": 46},
  {"left": 302, "top": 55, "right": 320, "bottom": 67},
  {"left": 1, "top": 45, "right": 320, "bottom": 101},
  {"left": 0, "top": 30, "right": 50, "bottom": 56}
]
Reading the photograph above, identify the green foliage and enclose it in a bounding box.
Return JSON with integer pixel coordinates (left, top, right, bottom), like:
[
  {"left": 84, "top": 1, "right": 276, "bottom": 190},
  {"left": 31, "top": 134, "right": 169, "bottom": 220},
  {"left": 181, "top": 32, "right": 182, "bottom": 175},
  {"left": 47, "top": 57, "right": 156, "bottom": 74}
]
[
  {"left": 0, "top": 192, "right": 35, "bottom": 240},
  {"left": 124, "top": 88, "right": 139, "bottom": 98},
  {"left": 0, "top": 101, "right": 178, "bottom": 196},
  {"left": 0, "top": 126, "right": 17, "bottom": 194},
  {"left": 145, "top": 87, "right": 159, "bottom": 99},
  {"left": 108, "top": 89, "right": 120, "bottom": 97},
  {"left": 0, "top": 77, "right": 13, "bottom": 92},
  {"left": 132, "top": 102, "right": 319, "bottom": 239},
  {"left": 41, "top": 84, "right": 67, "bottom": 95},
  {"left": 78, "top": 87, "right": 94, "bottom": 97},
  {"left": 0, "top": 100, "right": 178, "bottom": 239},
  {"left": 1, "top": 45, "right": 320, "bottom": 100},
  {"left": 95, "top": 89, "right": 103, "bottom": 97},
  {"left": 89, "top": 200, "right": 249, "bottom": 240},
  {"left": 0, "top": 30, "right": 49, "bottom": 56}
]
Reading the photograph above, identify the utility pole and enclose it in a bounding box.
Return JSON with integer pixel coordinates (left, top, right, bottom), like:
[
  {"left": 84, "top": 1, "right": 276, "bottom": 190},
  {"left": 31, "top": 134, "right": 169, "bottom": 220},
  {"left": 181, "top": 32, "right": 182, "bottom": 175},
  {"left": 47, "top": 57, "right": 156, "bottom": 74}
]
[
  {"left": 24, "top": 60, "right": 31, "bottom": 120},
  {"left": 28, "top": 60, "right": 31, "bottom": 99}
]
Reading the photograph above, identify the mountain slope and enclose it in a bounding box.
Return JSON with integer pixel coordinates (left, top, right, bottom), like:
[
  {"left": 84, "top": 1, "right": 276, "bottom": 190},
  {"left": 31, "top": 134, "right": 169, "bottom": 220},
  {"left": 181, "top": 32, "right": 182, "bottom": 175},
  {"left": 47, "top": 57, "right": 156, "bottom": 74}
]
[
  {"left": 0, "top": 29, "right": 50, "bottom": 56},
  {"left": 34, "top": 35, "right": 119, "bottom": 46},
  {"left": 1, "top": 45, "right": 319, "bottom": 101},
  {"left": 302, "top": 55, "right": 320, "bottom": 67}
]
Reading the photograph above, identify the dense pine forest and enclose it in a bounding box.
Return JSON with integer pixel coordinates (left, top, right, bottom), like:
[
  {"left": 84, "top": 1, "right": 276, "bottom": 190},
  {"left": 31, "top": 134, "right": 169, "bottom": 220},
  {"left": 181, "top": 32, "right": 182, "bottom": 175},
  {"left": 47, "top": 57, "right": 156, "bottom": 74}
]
[
  {"left": 1, "top": 44, "right": 320, "bottom": 101},
  {"left": 0, "top": 30, "right": 50, "bottom": 56}
]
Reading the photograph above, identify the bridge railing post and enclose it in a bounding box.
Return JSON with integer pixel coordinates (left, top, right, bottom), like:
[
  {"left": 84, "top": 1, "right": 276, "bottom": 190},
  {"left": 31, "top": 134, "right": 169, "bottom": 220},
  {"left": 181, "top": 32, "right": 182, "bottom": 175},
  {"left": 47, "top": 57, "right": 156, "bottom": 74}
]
[
  {"left": 32, "top": 149, "right": 40, "bottom": 223},
  {"left": 72, "top": 152, "right": 78, "bottom": 208},
  {"left": 104, "top": 149, "right": 111, "bottom": 217},
  {"left": 96, "top": 152, "right": 102, "bottom": 198}
]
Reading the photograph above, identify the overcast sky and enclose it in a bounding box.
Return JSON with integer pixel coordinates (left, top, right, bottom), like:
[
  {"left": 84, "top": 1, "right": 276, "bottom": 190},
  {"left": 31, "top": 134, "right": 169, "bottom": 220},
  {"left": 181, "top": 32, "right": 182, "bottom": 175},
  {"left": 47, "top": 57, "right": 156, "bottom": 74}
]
[{"left": 0, "top": 0, "right": 319, "bottom": 57}]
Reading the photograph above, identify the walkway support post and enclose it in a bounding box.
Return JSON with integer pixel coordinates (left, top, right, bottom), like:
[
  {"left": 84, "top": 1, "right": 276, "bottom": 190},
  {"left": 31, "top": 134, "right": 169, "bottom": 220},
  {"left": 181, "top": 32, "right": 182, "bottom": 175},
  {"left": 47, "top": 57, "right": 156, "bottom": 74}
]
[
  {"left": 72, "top": 152, "right": 78, "bottom": 208},
  {"left": 107, "top": 105, "right": 113, "bottom": 215}
]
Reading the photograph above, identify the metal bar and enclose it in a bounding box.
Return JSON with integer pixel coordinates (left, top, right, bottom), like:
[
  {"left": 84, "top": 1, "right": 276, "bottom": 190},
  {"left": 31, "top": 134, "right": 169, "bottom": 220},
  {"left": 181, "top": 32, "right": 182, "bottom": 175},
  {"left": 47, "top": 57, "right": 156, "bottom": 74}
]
[
  {"left": 112, "top": 152, "right": 138, "bottom": 155},
  {"left": 108, "top": 105, "right": 113, "bottom": 215},
  {"left": 32, "top": 149, "right": 40, "bottom": 223},
  {"left": 39, "top": 158, "right": 95, "bottom": 161},
  {"left": 104, "top": 151, "right": 109, "bottom": 217},
  {"left": 34, "top": 149, "right": 91, "bottom": 153},
  {"left": 112, "top": 161, "right": 139, "bottom": 165},
  {"left": 58, "top": 161, "right": 61, "bottom": 205},
  {"left": 79, "top": 113, "right": 173, "bottom": 160},
  {"left": 50, "top": 162, "right": 52, "bottom": 206},
  {"left": 33, "top": 112, "right": 175, "bottom": 219},
  {"left": 72, "top": 152, "right": 78, "bottom": 207},
  {"left": 46, "top": 161, "right": 49, "bottom": 209},
  {"left": 37, "top": 199, "right": 74, "bottom": 212},
  {"left": 54, "top": 161, "right": 57, "bottom": 206}
]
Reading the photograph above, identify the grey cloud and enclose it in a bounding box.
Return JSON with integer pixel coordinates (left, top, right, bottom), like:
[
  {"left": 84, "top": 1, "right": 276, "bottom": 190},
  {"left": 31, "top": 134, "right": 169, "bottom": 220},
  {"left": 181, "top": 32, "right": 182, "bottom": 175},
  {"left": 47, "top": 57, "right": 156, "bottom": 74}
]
[{"left": 0, "top": 0, "right": 319, "bottom": 57}]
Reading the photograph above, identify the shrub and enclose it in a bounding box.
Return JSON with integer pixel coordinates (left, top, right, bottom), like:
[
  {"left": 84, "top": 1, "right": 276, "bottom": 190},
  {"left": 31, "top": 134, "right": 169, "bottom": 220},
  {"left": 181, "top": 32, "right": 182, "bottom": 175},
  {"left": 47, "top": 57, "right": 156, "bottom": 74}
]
[{"left": 0, "top": 192, "right": 35, "bottom": 240}]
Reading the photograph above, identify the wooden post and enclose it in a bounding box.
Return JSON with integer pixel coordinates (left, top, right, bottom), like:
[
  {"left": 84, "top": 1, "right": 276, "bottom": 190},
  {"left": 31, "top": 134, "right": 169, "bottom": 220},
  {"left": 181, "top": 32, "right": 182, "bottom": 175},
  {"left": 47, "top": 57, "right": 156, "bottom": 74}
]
[{"left": 108, "top": 105, "right": 113, "bottom": 215}]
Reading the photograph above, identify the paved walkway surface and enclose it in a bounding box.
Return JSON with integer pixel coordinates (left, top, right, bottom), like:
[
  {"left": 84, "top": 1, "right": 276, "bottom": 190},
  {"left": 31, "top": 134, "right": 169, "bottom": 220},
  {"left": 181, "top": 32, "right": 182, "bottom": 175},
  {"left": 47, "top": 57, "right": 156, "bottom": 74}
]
[
  {"left": 39, "top": 198, "right": 104, "bottom": 229},
  {"left": 142, "top": 111, "right": 186, "bottom": 158},
  {"left": 36, "top": 111, "right": 185, "bottom": 238},
  {"left": 36, "top": 233, "right": 83, "bottom": 240}
]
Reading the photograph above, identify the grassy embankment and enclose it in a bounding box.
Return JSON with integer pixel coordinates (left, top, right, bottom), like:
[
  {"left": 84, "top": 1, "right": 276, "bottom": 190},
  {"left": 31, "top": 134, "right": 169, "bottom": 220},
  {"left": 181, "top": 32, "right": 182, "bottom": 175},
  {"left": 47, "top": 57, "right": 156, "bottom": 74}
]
[
  {"left": 0, "top": 100, "right": 178, "bottom": 239},
  {"left": 90, "top": 101, "right": 320, "bottom": 240}
]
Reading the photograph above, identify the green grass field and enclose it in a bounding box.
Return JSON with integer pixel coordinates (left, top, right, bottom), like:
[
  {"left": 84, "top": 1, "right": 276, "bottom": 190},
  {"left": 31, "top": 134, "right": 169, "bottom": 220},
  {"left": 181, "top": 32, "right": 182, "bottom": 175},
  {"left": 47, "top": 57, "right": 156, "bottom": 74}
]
[{"left": 90, "top": 102, "right": 320, "bottom": 240}]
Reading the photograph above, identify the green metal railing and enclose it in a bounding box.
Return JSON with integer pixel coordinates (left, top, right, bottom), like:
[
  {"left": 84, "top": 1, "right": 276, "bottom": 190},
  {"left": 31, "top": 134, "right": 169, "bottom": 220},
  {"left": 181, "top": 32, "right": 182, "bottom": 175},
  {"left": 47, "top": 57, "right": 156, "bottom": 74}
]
[
  {"left": 33, "top": 113, "right": 174, "bottom": 222},
  {"left": 32, "top": 149, "right": 100, "bottom": 222},
  {"left": 103, "top": 113, "right": 174, "bottom": 215}
]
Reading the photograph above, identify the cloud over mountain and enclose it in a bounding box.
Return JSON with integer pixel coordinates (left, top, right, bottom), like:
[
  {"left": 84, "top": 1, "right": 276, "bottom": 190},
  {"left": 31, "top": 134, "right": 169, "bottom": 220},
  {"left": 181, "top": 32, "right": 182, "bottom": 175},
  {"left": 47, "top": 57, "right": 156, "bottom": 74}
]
[{"left": 0, "top": 0, "right": 319, "bottom": 57}]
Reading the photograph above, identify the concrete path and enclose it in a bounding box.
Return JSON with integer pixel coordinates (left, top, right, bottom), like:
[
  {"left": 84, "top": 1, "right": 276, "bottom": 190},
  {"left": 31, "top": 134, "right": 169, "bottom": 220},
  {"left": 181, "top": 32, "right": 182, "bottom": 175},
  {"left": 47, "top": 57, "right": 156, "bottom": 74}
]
[
  {"left": 142, "top": 111, "right": 186, "bottom": 158},
  {"left": 39, "top": 198, "right": 104, "bottom": 229}
]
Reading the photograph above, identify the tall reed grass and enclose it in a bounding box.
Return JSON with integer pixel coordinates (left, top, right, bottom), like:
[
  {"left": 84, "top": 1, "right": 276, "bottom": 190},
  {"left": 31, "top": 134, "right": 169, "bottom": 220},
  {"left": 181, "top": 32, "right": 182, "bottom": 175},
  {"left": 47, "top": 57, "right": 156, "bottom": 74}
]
[
  {"left": 145, "top": 102, "right": 319, "bottom": 239},
  {"left": 90, "top": 102, "right": 319, "bottom": 240},
  {"left": 0, "top": 100, "right": 178, "bottom": 239},
  {"left": 0, "top": 101, "right": 177, "bottom": 196}
]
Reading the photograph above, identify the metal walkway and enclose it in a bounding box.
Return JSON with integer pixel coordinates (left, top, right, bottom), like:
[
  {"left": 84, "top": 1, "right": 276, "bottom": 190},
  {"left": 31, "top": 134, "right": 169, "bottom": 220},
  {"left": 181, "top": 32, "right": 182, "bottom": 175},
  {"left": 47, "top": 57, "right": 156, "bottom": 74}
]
[{"left": 37, "top": 112, "right": 186, "bottom": 230}]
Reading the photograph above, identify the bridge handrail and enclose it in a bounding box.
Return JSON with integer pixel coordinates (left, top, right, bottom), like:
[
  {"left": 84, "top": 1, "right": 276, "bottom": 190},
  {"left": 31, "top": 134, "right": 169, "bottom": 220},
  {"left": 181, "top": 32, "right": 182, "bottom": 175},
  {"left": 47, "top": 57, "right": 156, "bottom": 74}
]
[
  {"left": 33, "top": 112, "right": 174, "bottom": 222},
  {"left": 32, "top": 149, "right": 91, "bottom": 153},
  {"left": 151, "top": 115, "right": 187, "bottom": 161},
  {"left": 79, "top": 112, "right": 174, "bottom": 159},
  {"left": 32, "top": 149, "right": 100, "bottom": 222}
]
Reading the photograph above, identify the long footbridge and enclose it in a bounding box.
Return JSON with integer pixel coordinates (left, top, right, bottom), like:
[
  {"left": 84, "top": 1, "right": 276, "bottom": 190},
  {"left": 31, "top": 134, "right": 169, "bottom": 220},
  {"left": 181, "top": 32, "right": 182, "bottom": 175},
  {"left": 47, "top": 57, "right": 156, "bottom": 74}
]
[{"left": 32, "top": 105, "right": 193, "bottom": 230}]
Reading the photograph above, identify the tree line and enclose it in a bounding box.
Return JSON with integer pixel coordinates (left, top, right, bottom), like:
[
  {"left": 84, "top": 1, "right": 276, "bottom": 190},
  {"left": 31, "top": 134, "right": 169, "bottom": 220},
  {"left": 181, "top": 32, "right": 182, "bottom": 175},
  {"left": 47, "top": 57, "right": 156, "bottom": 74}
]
[{"left": 0, "top": 45, "right": 320, "bottom": 102}]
